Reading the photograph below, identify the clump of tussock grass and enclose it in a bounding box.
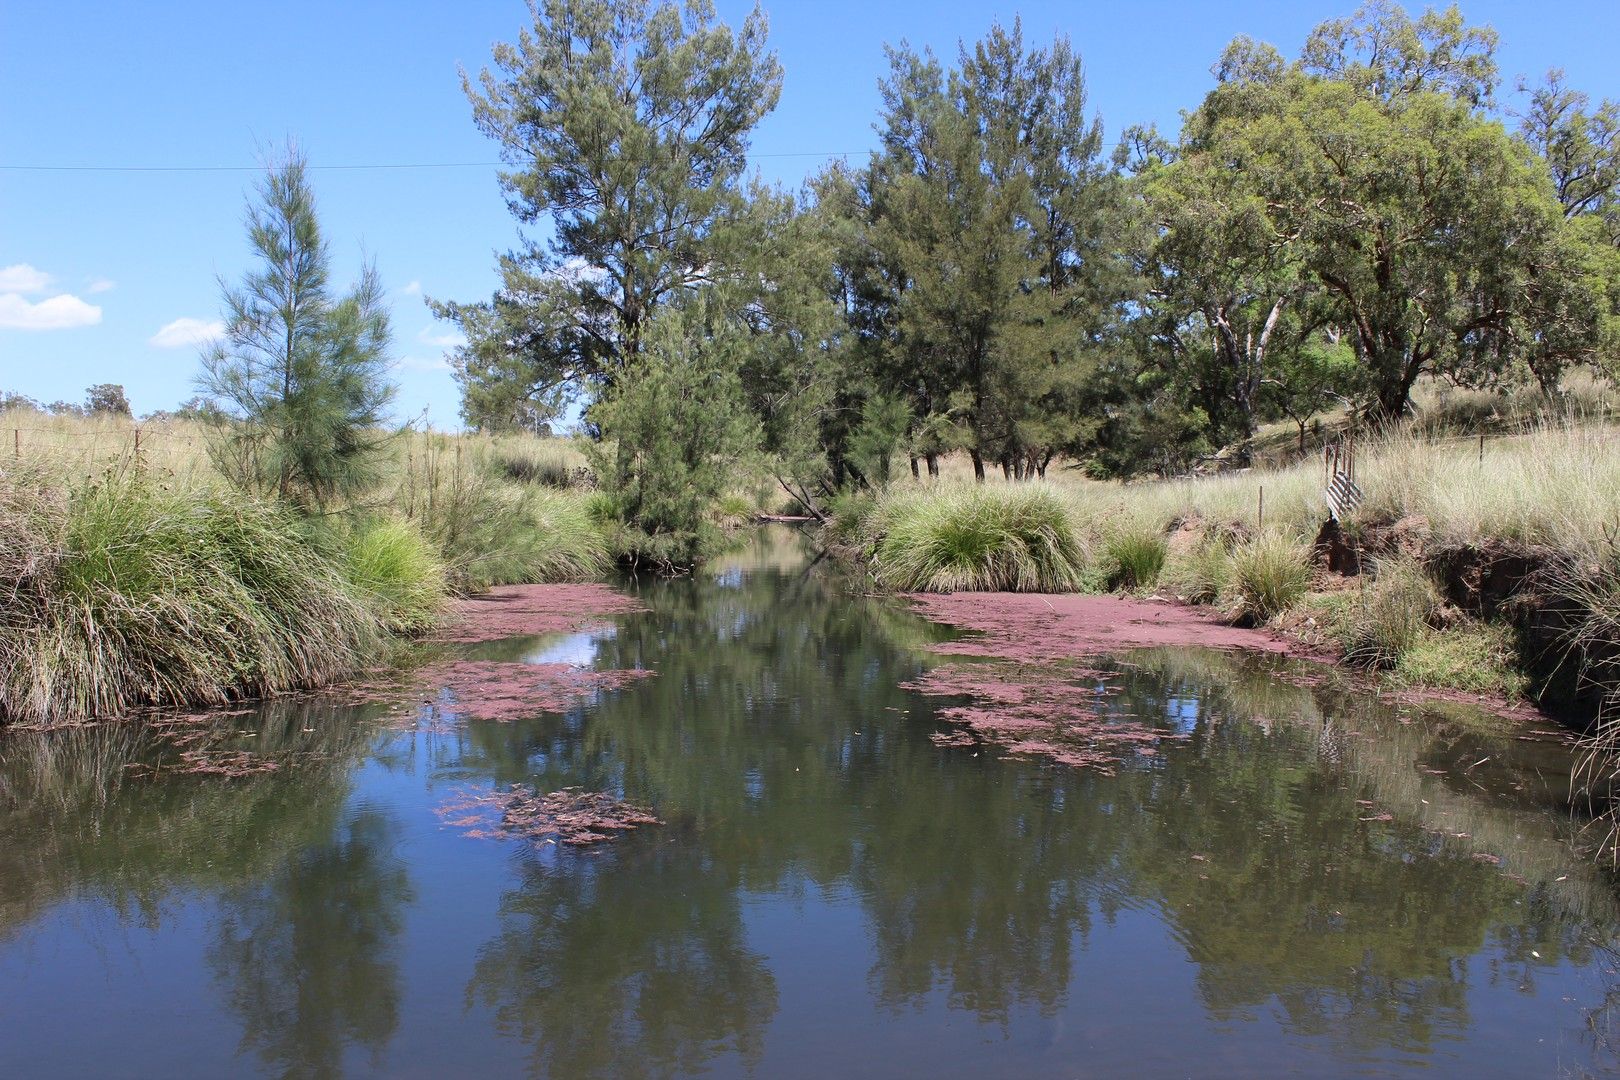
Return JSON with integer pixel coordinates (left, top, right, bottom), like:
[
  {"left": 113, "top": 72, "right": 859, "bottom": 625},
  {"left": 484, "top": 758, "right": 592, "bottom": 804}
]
[
  {"left": 341, "top": 516, "right": 447, "bottom": 633},
  {"left": 1102, "top": 528, "right": 1168, "bottom": 591},
  {"left": 712, "top": 493, "right": 757, "bottom": 529},
  {"left": 1340, "top": 556, "right": 1442, "bottom": 668},
  {"left": 1230, "top": 532, "right": 1312, "bottom": 623},
  {"left": 0, "top": 465, "right": 383, "bottom": 724},
  {"left": 868, "top": 484, "right": 1086, "bottom": 592},
  {"left": 1166, "top": 540, "right": 1233, "bottom": 605}
]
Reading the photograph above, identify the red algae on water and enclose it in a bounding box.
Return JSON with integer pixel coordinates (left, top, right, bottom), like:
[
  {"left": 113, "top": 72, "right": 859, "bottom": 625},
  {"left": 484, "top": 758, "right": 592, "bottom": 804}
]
[
  {"left": 414, "top": 661, "right": 654, "bottom": 722},
  {"left": 433, "top": 583, "right": 646, "bottom": 644},
  {"left": 435, "top": 784, "right": 662, "bottom": 846},
  {"left": 903, "top": 661, "right": 1183, "bottom": 773},
  {"left": 898, "top": 592, "right": 1299, "bottom": 771},
  {"left": 357, "top": 582, "right": 656, "bottom": 725},
  {"left": 906, "top": 591, "right": 1301, "bottom": 663}
]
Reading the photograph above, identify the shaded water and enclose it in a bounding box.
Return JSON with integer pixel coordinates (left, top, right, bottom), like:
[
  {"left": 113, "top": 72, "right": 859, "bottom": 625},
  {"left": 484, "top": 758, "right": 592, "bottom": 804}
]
[{"left": 3, "top": 529, "right": 1620, "bottom": 1078}]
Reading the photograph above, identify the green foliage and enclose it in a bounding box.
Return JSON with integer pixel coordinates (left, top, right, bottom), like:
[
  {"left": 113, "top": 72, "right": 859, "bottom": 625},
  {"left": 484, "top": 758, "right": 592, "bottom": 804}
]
[
  {"left": 859, "top": 22, "right": 1133, "bottom": 478},
  {"left": 84, "top": 384, "right": 132, "bottom": 417},
  {"left": 587, "top": 307, "right": 761, "bottom": 569},
  {"left": 1231, "top": 533, "right": 1312, "bottom": 622},
  {"left": 0, "top": 466, "right": 384, "bottom": 723},
  {"left": 200, "top": 149, "right": 396, "bottom": 508},
  {"left": 1103, "top": 529, "right": 1168, "bottom": 590},
  {"left": 869, "top": 485, "right": 1086, "bottom": 592},
  {"left": 342, "top": 517, "right": 447, "bottom": 634},
  {"left": 434, "top": 0, "right": 783, "bottom": 417}
]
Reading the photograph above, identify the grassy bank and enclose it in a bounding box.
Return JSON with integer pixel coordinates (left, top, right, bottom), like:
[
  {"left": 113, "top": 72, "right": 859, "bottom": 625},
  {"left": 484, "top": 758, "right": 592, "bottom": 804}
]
[
  {"left": 840, "top": 422, "right": 1620, "bottom": 710},
  {"left": 0, "top": 411, "right": 608, "bottom": 726}
]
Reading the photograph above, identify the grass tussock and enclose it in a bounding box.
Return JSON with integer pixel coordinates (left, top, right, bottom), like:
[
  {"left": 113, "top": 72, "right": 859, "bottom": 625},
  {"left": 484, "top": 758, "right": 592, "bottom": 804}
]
[
  {"left": 868, "top": 485, "right": 1086, "bottom": 592},
  {"left": 392, "top": 443, "right": 607, "bottom": 592},
  {"left": 1340, "top": 556, "right": 1442, "bottom": 668},
  {"left": 1102, "top": 528, "right": 1168, "bottom": 591},
  {"left": 1230, "top": 533, "right": 1313, "bottom": 624},
  {"left": 341, "top": 516, "right": 447, "bottom": 634},
  {"left": 0, "top": 464, "right": 386, "bottom": 724},
  {"left": 1165, "top": 540, "right": 1233, "bottom": 605}
]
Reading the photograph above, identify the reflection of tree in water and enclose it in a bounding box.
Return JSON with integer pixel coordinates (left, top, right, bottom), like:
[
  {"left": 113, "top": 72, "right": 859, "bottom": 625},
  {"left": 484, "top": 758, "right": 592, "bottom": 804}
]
[
  {"left": 207, "top": 809, "right": 414, "bottom": 1080},
  {"left": 468, "top": 845, "right": 778, "bottom": 1080},
  {"left": 0, "top": 697, "right": 374, "bottom": 939},
  {"left": 1104, "top": 653, "right": 1613, "bottom": 1057},
  {"left": 440, "top": 532, "right": 1620, "bottom": 1071}
]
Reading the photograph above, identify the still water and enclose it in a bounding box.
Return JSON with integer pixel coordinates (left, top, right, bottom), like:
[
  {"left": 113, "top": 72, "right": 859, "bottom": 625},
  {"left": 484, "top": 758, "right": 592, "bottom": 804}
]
[{"left": 3, "top": 529, "right": 1620, "bottom": 1078}]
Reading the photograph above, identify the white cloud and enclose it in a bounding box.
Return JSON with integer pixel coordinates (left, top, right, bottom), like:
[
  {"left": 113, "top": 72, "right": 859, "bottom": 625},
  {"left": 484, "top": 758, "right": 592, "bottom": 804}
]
[
  {"left": 149, "top": 316, "right": 225, "bottom": 349},
  {"left": 0, "top": 292, "right": 102, "bottom": 331},
  {"left": 0, "top": 264, "right": 53, "bottom": 294},
  {"left": 396, "top": 355, "right": 452, "bottom": 373},
  {"left": 86, "top": 278, "right": 117, "bottom": 294},
  {"left": 417, "top": 326, "right": 466, "bottom": 348},
  {"left": 400, "top": 280, "right": 422, "bottom": 296}
]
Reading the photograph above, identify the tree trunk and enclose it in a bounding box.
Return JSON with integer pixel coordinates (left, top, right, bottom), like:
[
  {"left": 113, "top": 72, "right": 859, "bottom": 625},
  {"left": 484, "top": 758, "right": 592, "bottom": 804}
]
[
  {"left": 970, "top": 449, "right": 986, "bottom": 483},
  {"left": 909, "top": 455, "right": 920, "bottom": 479},
  {"left": 926, "top": 453, "right": 940, "bottom": 478}
]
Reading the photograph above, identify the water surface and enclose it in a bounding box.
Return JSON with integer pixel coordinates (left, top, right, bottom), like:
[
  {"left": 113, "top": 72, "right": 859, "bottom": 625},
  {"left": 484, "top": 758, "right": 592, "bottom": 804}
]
[{"left": 2, "top": 529, "right": 1619, "bottom": 1078}]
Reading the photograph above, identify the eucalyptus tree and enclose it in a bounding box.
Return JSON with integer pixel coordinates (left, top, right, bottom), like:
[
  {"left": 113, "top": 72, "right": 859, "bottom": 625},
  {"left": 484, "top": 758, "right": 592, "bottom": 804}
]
[
  {"left": 200, "top": 150, "right": 395, "bottom": 507},
  {"left": 432, "top": 0, "right": 783, "bottom": 428},
  {"left": 1133, "top": 38, "right": 1320, "bottom": 455},
  {"left": 1186, "top": 4, "right": 1574, "bottom": 420}
]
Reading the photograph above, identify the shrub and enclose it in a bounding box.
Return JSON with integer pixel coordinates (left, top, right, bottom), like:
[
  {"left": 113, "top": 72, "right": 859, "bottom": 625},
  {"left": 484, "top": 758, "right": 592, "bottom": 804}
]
[
  {"left": 1103, "top": 529, "right": 1168, "bottom": 591},
  {"left": 342, "top": 517, "right": 447, "bottom": 633},
  {"left": 1230, "top": 533, "right": 1312, "bottom": 623},
  {"left": 872, "top": 485, "right": 1086, "bottom": 592}
]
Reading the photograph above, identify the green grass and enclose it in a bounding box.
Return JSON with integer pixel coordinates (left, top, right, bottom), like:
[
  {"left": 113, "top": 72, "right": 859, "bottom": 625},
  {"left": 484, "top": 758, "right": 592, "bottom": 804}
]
[
  {"left": 1, "top": 464, "right": 386, "bottom": 724},
  {"left": 869, "top": 484, "right": 1086, "bottom": 592},
  {"left": 1102, "top": 528, "right": 1168, "bottom": 590},
  {"left": 1230, "top": 533, "right": 1313, "bottom": 624},
  {"left": 1393, "top": 625, "right": 1527, "bottom": 698},
  {"left": 341, "top": 516, "right": 448, "bottom": 633}
]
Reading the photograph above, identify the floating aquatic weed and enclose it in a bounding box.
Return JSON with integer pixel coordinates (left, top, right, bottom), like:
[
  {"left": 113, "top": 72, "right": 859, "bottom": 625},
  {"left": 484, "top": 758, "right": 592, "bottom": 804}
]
[
  {"left": 436, "top": 785, "right": 662, "bottom": 846},
  {"left": 904, "top": 661, "right": 1184, "bottom": 773}
]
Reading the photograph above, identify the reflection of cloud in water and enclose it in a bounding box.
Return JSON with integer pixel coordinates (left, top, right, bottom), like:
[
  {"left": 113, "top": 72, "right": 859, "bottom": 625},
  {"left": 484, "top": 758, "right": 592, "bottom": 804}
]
[
  {"left": 522, "top": 628, "right": 615, "bottom": 667},
  {"left": 713, "top": 566, "right": 744, "bottom": 590}
]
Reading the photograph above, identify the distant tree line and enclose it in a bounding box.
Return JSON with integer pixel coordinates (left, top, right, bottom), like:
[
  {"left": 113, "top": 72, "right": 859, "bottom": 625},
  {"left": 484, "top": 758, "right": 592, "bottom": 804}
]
[{"left": 420, "top": 0, "right": 1618, "bottom": 554}]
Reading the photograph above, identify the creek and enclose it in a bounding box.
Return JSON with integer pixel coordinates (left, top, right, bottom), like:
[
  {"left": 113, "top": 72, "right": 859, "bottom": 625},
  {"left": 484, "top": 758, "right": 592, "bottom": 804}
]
[{"left": 1, "top": 528, "right": 1617, "bottom": 1078}]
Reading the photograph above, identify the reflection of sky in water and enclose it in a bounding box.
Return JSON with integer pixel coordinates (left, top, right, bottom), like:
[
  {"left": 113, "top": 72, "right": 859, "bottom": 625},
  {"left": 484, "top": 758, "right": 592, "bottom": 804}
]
[
  {"left": 521, "top": 628, "right": 615, "bottom": 667},
  {"left": 713, "top": 566, "right": 744, "bottom": 590}
]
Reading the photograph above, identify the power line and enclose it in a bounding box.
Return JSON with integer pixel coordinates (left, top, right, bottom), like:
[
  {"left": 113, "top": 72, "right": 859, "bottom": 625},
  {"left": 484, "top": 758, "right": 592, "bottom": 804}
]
[{"left": 0, "top": 151, "right": 863, "bottom": 174}]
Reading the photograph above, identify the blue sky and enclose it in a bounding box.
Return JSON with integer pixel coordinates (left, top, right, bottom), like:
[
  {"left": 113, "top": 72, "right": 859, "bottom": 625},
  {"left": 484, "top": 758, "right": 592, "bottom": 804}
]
[{"left": 4, "top": 0, "right": 1618, "bottom": 427}]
